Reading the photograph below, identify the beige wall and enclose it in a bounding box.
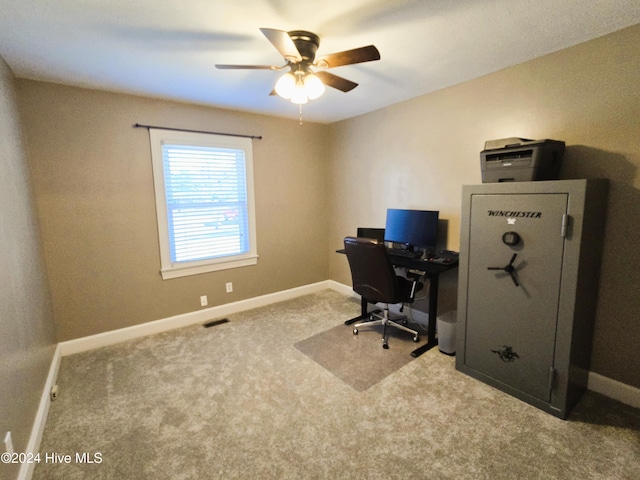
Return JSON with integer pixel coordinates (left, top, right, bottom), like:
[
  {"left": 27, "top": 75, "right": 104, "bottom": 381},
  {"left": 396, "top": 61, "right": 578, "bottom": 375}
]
[
  {"left": 17, "top": 82, "right": 331, "bottom": 341},
  {"left": 328, "top": 24, "right": 640, "bottom": 388},
  {"left": 0, "top": 58, "right": 57, "bottom": 479}
]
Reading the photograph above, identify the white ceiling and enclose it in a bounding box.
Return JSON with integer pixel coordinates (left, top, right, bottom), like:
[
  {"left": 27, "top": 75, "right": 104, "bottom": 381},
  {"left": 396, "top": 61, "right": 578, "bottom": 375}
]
[{"left": 1, "top": 0, "right": 639, "bottom": 123}]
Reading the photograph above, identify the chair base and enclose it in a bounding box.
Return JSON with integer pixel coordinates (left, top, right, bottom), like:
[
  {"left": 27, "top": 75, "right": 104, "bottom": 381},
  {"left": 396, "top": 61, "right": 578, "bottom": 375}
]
[{"left": 353, "top": 306, "right": 419, "bottom": 349}]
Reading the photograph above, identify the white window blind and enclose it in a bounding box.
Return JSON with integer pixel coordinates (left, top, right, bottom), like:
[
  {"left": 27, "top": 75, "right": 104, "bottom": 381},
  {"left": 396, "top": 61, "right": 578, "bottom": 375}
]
[{"left": 149, "top": 129, "right": 257, "bottom": 279}]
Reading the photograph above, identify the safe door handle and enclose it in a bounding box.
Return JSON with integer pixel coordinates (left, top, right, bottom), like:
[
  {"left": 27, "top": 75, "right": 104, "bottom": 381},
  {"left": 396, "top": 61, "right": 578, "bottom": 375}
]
[{"left": 487, "top": 253, "right": 520, "bottom": 287}]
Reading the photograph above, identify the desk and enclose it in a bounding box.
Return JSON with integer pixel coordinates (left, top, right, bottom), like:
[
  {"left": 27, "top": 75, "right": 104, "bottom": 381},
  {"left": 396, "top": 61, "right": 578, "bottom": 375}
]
[{"left": 337, "top": 249, "right": 458, "bottom": 357}]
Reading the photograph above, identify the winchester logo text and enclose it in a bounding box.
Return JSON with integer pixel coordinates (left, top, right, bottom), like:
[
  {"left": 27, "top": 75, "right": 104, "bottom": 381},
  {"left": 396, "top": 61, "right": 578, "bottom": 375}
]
[{"left": 488, "top": 210, "right": 542, "bottom": 219}]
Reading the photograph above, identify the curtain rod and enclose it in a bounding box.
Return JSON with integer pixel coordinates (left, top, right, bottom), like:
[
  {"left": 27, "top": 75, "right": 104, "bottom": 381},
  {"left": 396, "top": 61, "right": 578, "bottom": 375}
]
[{"left": 133, "top": 123, "right": 262, "bottom": 140}]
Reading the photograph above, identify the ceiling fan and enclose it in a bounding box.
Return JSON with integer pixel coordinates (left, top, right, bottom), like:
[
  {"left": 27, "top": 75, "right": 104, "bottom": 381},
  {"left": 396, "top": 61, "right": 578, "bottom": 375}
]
[{"left": 215, "top": 28, "right": 380, "bottom": 104}]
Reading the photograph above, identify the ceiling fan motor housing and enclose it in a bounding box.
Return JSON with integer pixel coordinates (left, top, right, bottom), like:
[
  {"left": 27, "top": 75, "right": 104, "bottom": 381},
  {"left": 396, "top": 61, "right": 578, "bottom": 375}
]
[{"left": 288, "top": 31, "right": 320, "bottom": 64}]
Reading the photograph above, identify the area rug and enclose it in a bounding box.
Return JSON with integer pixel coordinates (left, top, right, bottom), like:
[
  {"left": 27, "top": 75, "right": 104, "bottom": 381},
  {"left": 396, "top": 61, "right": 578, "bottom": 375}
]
[{"left": 294, "top": 320, "right": 428, "bottom": 391}]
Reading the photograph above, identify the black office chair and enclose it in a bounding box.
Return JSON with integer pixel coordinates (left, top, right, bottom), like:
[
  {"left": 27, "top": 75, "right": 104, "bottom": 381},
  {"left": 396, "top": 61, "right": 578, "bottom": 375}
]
[{"left": 344, "top": 236, "right": 423, "bottom": 349}]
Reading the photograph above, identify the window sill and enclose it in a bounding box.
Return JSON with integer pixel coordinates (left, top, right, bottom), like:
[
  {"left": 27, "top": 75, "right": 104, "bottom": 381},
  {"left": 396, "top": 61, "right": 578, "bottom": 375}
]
[{"left": 160, "top": 255, "right": 258, "bottom": 280}]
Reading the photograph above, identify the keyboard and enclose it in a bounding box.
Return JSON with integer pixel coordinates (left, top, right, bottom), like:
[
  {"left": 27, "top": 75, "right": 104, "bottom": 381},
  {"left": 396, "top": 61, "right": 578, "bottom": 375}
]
[
  {"left": 387, "top": 248, "right": 421, "bottom": 258},
  {"left": 427, "top": 256, "right": 458, "bottom": 265}
]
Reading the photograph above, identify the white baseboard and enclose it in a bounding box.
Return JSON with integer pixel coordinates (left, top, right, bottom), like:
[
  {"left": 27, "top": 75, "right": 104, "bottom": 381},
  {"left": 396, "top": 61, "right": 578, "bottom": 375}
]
[
  {"left": 59, "top": 280, "right": 335, "bottom": 357},
  {"left": 326, "top": 280, "right": 355, "bottom": 297},
  {"left": 19, "top": 344, "right": 62, "bottom": 480},
  {"left": 588, "top": 372, "right": 640, "bottom": 408}
]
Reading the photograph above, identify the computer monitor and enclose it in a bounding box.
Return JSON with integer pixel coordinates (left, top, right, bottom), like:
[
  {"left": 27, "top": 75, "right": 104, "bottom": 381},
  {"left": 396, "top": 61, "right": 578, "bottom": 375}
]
[
  {"left": 384, "top": 208, "right": 439, "bottom": 252},
  {"left": 356, "top": 227, "right": 385, "bottom": 242}
]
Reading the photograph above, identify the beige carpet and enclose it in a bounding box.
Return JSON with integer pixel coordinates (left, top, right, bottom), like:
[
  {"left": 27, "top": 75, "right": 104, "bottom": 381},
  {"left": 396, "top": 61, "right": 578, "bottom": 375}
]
[
  {"left": 32, "top": 289, "right": 640, "bottom": 479},
  {"left": 295, "top": 320, "right": 426, "bottom": 391}
]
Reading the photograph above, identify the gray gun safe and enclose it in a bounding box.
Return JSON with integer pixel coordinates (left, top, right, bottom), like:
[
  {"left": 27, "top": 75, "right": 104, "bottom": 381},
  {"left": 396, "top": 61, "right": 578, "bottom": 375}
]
[{"left": 456, "top": 179, "right": 608, "bottom": 419}]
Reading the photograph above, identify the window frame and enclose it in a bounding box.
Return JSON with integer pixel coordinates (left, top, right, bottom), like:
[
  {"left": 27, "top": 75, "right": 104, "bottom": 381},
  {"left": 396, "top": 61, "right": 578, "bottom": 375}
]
[{"left": 149, "top": 128, "right": 258, "bottom": 280}]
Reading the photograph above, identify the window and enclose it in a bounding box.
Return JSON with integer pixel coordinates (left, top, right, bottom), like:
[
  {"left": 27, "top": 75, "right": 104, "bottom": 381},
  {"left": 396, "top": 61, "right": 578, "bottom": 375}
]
[{"left": 149, "top": 129, "right": 257, "bottom": 279}]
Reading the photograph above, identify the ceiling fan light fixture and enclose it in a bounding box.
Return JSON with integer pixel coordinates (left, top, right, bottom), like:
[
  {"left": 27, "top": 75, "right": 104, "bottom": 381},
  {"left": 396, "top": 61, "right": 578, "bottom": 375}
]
[
  {"left": 275, "top": 70, "right": 324, "bottom": 104},
  {"left": 304, "top": 72, "right": 325, "bottom": 100},
  {"left": 290, "top": 85, "right": 309, "bottom": 105},
  {"left": 274, "top": 72, "right": 296, "bottom": 99}
]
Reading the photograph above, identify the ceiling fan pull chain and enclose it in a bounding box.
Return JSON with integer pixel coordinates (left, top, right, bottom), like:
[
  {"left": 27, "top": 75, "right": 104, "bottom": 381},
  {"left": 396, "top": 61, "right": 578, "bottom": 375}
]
[{"left": 299, "top": 104, "right": 303, "bottom": 126}]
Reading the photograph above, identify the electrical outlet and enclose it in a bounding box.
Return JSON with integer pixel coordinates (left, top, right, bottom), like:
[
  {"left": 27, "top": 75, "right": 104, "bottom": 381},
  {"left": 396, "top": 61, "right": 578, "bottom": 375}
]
[
  {"left": 200, "top": 295, "right": 208, "bottom": 307},
  {"left": 225, "top": 282, "right": 233, "bottom": 293},
  {"left": 4, "top": 431, "right": 14, "bottom": 454},
  {"left": 50, "top": 385, "right": 59, "bottom": 401}
]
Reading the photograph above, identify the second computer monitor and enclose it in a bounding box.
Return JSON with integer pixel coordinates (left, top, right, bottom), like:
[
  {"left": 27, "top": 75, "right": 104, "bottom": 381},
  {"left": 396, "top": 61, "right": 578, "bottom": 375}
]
[
  {"left": 356, "top": 227, "right": 385, "bottom": 242},
  {"left": 384, "top": 208, "right": 439, "bottom": 252}
]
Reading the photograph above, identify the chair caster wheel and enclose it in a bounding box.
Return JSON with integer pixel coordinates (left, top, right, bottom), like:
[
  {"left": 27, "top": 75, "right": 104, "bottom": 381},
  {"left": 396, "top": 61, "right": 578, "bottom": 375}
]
[
  {"left": 413, "top": 335, "right": 419, "bottom": 342},
  {"left": 383, "top": 342, "right": 389, "bottom": 349},
  {"left": 353, "top": 328, "right": 358, "bottom": 335}
]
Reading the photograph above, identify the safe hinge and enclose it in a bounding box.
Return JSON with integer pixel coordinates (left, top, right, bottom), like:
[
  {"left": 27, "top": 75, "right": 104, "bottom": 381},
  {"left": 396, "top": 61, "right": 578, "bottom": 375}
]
[{"left": 560, "top": 214, "right": 569, "bottom": 238}]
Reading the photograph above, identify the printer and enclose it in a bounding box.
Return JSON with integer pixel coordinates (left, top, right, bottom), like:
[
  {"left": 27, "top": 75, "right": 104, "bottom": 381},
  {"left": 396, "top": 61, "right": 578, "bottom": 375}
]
[{"left": 480, "top": 138, "right": 565, "bottom": 183}]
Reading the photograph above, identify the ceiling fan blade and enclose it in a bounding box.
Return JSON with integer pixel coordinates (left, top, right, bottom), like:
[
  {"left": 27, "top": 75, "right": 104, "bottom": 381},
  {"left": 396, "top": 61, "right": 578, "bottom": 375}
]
[
  {"left": 315, "top": 71, "right": 358, "bottom": 92},
  {"left": 315, "top": 45, "right": 380, "bottom": 68},
  {"left": 215, "top": 64, "right": 281, "bottom": 70},
  {"left": 260, "top": 28, "right": 303, "bottom": 63}
]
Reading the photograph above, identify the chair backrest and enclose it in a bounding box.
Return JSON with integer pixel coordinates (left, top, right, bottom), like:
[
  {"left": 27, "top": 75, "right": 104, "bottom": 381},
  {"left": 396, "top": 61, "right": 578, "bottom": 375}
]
[{"left": 344, "top": 236, "right": 400, "bottom": 304}]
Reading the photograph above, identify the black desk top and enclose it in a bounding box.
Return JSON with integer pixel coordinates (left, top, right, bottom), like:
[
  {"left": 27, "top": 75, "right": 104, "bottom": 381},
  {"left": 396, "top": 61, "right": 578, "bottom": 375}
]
[{"left": 335, "top": 249, "right": 458, "bottom": 275}]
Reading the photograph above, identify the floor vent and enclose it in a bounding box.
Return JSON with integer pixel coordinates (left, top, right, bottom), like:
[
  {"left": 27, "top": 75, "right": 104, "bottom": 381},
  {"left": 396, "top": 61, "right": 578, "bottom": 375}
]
[{"left": 203, "top": 318, "right": 230, "bottom": 328}]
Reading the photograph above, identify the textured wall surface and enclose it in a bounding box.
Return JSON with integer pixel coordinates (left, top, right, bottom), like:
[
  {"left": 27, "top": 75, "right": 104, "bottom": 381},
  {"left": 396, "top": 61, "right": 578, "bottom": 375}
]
[{"left": 0, "top": 58, "right": 57, "bottom": 480}]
